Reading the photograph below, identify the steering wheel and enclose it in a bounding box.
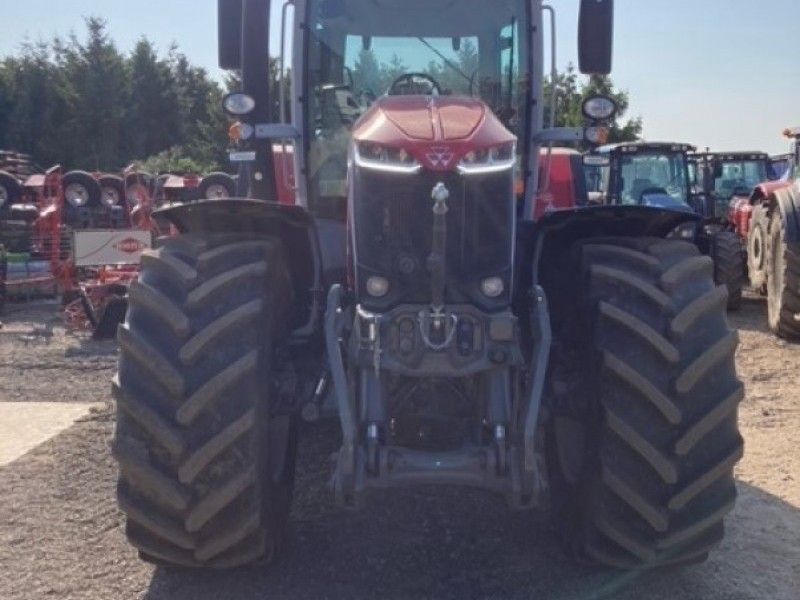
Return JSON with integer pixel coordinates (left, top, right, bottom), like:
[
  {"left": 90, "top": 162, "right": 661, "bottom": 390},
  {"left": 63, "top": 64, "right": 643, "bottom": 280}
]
[
  {"left": 388, "top": 73, "right": 442, "bottom": 96},
  {"left": 639, "top": 187, "right": 670, "bottom": 201}
]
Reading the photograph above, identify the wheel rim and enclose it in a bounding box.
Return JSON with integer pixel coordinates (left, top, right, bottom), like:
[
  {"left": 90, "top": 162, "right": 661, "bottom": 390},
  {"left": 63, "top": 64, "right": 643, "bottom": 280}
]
[
  {"left": 65, "top": 183, "right": 90, "bottom": 207},
  {"left": 750, "top": 225, "right": 765, "bottom": 270},
  {"left": 205, "top": 184, "right": 229, "bottom": 200},
  {"left": 101, "top": 186, "right": 121, "bottom": 207}
]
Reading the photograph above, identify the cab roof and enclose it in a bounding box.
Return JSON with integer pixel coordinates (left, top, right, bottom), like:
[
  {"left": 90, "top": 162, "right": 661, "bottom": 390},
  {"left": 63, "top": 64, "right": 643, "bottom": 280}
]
[
  {"left": 692, "top": 151, "right": 770, "bottom": 161},
  {"left": 593, "top": 141, "right": 696, "bottom": 154}
]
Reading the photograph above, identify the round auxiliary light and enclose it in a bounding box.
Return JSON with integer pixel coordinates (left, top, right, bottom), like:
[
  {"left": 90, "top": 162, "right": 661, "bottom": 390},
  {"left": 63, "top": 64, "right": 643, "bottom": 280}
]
[
  {"left": 582, "top": 95, "right": 618, "bottom": 122},
  {"left": 366, "top": 276, "right": 390, "bottom": 298},
  {"left": 584, "top": 126, "right": 610, "bottom": 146},
  {"left": 223, "top": 93, "right": 256, "bottom": 116},
  {"left": 481, "top": 277, "right": 505, "bottom": 298}
]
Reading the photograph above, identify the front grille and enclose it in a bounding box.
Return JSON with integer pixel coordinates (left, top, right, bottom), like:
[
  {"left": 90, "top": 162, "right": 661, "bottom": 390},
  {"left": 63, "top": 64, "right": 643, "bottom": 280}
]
[{"left": 352, "top": 167, "right": 514, "bottom": 310}]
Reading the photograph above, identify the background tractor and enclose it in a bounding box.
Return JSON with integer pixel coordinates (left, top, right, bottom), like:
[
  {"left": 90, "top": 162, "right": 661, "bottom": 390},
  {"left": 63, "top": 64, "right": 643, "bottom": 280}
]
[
  {"left": 692, "top": 151, "right": 776, "bottom": 221},
  {"left": 729, "top": 128, "right": 800, "bottom": 338},
  {"left": 584, "top": 141, "right": 746, "bottom": 309},
  {"left": 112, "top": 0, "right": 743, "bottom": 571}
]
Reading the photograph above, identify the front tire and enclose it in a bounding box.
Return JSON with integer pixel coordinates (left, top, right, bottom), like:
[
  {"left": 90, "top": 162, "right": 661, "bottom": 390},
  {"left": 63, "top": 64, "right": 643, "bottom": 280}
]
[
  {"left": 709, "top": 231, "right": 745, "bottom": 311},
  {"left": 114, "top": 234, "right": 298, "bottom": 568},
  {"left": 548, "top": 238, "right": 743, "bottom": 569}
]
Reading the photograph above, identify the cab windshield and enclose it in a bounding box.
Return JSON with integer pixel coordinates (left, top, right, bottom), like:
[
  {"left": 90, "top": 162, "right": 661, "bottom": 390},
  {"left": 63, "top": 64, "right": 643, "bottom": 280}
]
[
  {"left": 304, "top": 0, "right": 529, "bottom": 216},
  {"left": 617, "top": 151, "right": 689, "bottom": 205},
  {"left": 713, "top": 160, "right": 769, "bottom": 196}
]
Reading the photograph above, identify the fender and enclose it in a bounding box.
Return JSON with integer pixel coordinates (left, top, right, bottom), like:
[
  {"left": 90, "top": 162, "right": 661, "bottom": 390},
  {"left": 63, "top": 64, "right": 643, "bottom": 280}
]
[
  {"left": 517, "top": 205, "right": 701, "bottom": 290},
  {"left": 156, "top": 198, "right": 326, "bottom": 338},
  {"left": 749, "top": 180, "right": 792, "bottom": 205},
  {"left": 749, "top": 181, "right": 800, "bottom": 243},
  {"left": 535, "top": 204, "right": 700, "bottom": 239},
  {"left": 773, "top": 184, "right": 800, "bottom": 243}
]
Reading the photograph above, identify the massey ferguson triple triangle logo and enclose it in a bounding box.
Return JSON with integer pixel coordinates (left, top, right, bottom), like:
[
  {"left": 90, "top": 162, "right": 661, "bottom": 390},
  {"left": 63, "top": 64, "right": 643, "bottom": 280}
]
[
  {"left": 426, "top": 146, "right": 455, "bottom": 169},
  {"left": 114, "top": 238, "right": 146, "bottom": 254}
]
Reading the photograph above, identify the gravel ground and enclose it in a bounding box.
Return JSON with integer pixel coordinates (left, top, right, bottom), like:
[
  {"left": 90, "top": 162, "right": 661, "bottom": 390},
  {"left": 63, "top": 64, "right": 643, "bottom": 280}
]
[{"left": 0, "top": 296, "right": 798, "bottom": 600}]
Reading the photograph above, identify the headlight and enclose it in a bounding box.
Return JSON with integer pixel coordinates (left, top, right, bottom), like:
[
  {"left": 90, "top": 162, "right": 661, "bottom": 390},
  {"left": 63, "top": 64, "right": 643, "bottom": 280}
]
[
  {"left": 582, "top": 95, "right": 618, "bottom": 121},
  {"left": 668, "top": 221, "right": 698, "bottom": 241},
  {"left": 457, "top": 143, "right": 516, "bottom": 175},
  {"left": 366, "top": 276, "right": 390, "bottom": 297},
  {"left": 222, "top": 93, "right": 256, "bottom": 116},
  {"left": 354, "top": 142, "right": 421, "bottom": 174},
  {"left": 481, "top": 277, "right": 505, "bottom": 298}
]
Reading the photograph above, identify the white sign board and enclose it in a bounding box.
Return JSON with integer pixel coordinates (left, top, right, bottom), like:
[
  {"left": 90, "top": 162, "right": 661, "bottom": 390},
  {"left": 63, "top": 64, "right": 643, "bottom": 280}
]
[{"left": 73, "top": 230, "right": 152, "bottom": 267}]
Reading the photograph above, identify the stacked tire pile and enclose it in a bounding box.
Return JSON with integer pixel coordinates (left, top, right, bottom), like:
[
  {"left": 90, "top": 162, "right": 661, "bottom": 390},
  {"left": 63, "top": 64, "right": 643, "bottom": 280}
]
[
  {"left": 1, "top": 150, "right": 239, "bottom": 231},
  {"left": 154, "top": 171, "right": 238, "bottom": 205},
  {"left": 0, "top": 150, "right": 38, "bottom": 224},
  {"left": 0, "top": 151, "right": 40, "bottom": 255}
]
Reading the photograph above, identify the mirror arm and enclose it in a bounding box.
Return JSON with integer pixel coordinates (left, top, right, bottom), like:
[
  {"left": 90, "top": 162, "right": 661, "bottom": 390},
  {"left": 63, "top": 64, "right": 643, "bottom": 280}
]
[
  {"left": 534, "top": 128, "right": 585, "bottom": 143},
  {"left": 541, "top": 5, "right": 557, "bottom": 195}
]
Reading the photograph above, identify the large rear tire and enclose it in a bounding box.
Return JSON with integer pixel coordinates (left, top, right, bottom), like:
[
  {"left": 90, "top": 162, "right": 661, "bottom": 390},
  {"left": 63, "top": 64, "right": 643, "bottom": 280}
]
[
  {"left": 114, "top": 234, "right": 298, "bottom": 568},
  {"left": 766, "top": 210, "right": 800, "bottom": 339},
  {"left": 548, "top": 237, "right": 743, "bottom": 569},
  {"left": 709, "top": 231, "right": 745, "bottom": 311}
]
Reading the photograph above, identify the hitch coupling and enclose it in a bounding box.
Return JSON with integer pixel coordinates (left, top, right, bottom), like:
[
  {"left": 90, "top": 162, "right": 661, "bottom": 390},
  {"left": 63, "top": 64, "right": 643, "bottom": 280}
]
[{"left": 421, "top": 182, "right": 458, "bottom": 350}]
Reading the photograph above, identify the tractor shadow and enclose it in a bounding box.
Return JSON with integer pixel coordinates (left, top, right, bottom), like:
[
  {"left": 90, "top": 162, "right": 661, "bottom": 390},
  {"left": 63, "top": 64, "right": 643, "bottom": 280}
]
[
  {"left": 0, "top": 300, "right": 60, "bottom": 341},
  {"left": 728, "top": 293, "right": 773, "bottom": 335},
  {"left": 0, "top": 299, "right": 118, "bottom": 356},
  {"left": 144, "top": 422, "right": 800, "bottom": 600}
]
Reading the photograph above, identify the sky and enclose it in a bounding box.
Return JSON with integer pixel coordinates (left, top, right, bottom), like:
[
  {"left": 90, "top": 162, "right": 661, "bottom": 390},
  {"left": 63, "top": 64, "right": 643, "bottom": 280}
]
[{"left": 1, "top": 0, "right": 797, "bottom": 154}]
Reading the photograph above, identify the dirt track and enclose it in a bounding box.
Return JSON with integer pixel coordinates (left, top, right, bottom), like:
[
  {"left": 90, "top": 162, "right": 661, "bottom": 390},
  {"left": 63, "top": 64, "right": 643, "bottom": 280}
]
[{"left": 0, "top": 296, "right": 798, "bottom": 600}]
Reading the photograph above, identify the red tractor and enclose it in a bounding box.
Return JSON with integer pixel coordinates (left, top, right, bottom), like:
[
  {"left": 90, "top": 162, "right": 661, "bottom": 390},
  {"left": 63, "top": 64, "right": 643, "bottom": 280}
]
[
  {"left": 729, "top": 128, "right": 800, "bottom": 338},
  {"left": 112, "top": 0, "right": 742, "bottom": 571}
]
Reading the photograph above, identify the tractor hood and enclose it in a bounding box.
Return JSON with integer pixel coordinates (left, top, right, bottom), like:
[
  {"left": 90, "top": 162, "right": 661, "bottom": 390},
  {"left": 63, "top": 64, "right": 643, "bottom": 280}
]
[
  {"left": 640, "top": 192, "right": 695, "bottom": 214},
  {"left": 352, "top": 96, "right": 515, "bottom": 172}
]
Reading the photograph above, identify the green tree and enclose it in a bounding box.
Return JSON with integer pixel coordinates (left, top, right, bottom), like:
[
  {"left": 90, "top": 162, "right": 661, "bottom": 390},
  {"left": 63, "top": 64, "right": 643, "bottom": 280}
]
[
  {"left": 0, "top": 42, "right": 68, "bottom": 166},
  {"left": 544, "top": 64, "right": 641, "bottom": 144},
  {"left": 0, "top": 17, "right": 233, "bottom": 173},
  {"left": 125, "top": 39, "right": 182, "bottom": 161},
  {"left": 59, "top": 18, "right": 129, "bottom": 170},
  {"left": 352, "top": 49, "right": 382, "bottom": 94}
]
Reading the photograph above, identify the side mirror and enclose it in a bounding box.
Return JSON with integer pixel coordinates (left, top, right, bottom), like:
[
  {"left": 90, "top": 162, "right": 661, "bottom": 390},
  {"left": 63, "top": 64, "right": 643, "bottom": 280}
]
[
  {"left": 452, "top": 37, "right": 461, "bottom": 52},
  {"left": 362, "top": 36, "right": 372, "bottom": 51},
  {"left": 713, "top": 162, "right": 723, "bottom": 179},
  {"left": 578, "top": 0, "right": 614, "bottom": 75},
  {"left": 218, "top": 0, "right": 243, "bottom": 70}
]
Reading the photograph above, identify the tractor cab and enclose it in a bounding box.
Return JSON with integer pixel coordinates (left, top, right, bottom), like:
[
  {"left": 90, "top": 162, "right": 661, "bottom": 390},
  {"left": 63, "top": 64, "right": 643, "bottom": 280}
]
[
  {"left": 769, "top": 126, "right": 800, "bottom": 182},
  {"left": 288, "top": 0, "right": 533, "bottom": 223},
  {"left": 585, "top": 141, "right": 696, "bottom": 213},
  {"left": 692, "top": 151, "right": 774, "bottom": 218}
]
